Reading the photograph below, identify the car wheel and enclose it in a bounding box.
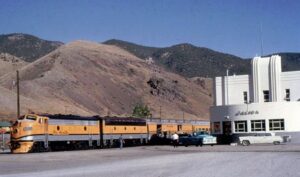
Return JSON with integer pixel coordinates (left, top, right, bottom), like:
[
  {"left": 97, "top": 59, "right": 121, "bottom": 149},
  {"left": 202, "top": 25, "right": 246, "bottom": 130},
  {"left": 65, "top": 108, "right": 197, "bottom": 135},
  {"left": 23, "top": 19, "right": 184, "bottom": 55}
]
[
  {"left": 184, "top": 143, "right": 189, "bottom": 147},
  {"left": 242, "top": 140, "right": 250, "bottom": 146},
  {"left": 210, "top": 144, "right": 214, "bottom": 146},
  {"left": 273, "top": 141, "right": 280, "bottom": 145}
]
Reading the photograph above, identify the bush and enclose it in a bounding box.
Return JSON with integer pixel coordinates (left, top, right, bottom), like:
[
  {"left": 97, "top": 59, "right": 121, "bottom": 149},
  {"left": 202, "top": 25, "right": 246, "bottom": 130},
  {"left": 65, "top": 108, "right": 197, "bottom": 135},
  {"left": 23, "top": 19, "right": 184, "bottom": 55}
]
[{"left": 132, "top": 104, "right": 151, "bottom": 118}]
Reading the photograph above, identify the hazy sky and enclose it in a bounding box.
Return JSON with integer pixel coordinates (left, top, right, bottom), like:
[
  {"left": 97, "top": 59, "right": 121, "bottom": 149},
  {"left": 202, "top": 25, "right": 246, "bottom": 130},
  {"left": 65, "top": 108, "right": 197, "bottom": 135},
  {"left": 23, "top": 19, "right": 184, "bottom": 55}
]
[{"left": 0, "top": 0, "right": 299, "bottom": 58}]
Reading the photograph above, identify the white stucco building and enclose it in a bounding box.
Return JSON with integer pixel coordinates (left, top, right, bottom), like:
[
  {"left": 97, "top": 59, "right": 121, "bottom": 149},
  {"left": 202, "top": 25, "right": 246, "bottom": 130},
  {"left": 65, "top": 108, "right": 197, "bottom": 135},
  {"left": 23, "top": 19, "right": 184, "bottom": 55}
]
[{"left": 210, "top": 55, "right": 300, "bottom": 142}]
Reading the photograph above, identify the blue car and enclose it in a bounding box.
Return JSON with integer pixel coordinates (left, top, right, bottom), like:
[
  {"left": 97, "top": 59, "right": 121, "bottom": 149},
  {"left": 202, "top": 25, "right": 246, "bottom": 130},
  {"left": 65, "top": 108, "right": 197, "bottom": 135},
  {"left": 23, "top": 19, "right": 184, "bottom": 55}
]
[{"left": 179, "top": 131, "right": 217, "bottom": 146}]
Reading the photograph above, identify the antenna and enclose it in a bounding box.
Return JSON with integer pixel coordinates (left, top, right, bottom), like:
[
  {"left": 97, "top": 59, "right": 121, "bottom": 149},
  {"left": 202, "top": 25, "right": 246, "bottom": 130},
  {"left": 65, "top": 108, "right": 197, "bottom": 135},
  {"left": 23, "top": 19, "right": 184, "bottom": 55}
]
[{"left": 260, "top": 22, "right": 264, "bottom": 56}]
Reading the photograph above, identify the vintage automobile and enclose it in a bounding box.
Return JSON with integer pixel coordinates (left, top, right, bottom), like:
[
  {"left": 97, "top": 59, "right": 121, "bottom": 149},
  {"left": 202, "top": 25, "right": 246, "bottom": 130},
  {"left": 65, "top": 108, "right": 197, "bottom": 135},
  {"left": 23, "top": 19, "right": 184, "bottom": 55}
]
[
  {"left": 238, "top": 133, "right": 284, "bottom": 146},
  {"left": 179, "top": 131, "right": 217, "bottom": 146}
]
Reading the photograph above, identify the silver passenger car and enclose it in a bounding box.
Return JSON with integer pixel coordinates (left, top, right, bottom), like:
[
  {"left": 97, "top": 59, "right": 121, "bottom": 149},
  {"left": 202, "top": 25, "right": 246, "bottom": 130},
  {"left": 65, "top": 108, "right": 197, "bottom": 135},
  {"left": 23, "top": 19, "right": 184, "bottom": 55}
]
[{"left": 239, "top": 133, "right": 283, "bottom": 146}]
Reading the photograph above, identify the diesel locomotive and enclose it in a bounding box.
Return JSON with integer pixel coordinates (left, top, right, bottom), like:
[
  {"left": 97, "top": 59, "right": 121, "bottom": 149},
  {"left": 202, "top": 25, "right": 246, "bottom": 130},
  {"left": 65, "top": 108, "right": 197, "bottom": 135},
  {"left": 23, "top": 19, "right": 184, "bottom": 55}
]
[{"left": 10, "top": 114, "right": 210, "bottom": 153}]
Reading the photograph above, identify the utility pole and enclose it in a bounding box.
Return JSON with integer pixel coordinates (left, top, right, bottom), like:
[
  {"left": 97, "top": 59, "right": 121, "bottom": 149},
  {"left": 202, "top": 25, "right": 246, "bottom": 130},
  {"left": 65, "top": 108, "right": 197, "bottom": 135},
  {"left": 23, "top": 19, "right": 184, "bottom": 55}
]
[
  {"left": 159, "top": 106, "right": 162, "bottom": 122},
  {"left": 16, "top": 70, "right": 20, "bottom": 118},
  {"left": 182, "top": 111, "right": 185, "bottom": 122}
]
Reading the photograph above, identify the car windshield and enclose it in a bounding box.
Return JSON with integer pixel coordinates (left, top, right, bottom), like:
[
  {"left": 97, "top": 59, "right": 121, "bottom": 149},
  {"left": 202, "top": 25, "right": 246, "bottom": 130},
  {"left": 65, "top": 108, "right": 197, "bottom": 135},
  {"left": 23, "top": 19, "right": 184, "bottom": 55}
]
[
  {"left": 179, "top": 133, "right": 189, "bottom": 137},
  {"left": 196, "top": 131, "right": 208, "bottom": 135}
]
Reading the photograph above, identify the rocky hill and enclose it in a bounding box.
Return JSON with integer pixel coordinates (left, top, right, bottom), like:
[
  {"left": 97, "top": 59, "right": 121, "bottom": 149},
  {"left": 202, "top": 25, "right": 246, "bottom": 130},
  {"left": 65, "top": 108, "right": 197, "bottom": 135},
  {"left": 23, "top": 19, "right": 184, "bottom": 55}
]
[
  {"left": 0, "top": 33, "right": 63, "bottom": 62},
  {"left": 0, "top": 34, "right": 298, "bottom": 78},
  {"left": 104, "top": 39, "right": 300, "bottom": 78},
  {"left": 104, "top": 39, "right": 250, "bottom": 78},
  {"left": 0, "top": 41, "right": 212, "bottom": 120}
]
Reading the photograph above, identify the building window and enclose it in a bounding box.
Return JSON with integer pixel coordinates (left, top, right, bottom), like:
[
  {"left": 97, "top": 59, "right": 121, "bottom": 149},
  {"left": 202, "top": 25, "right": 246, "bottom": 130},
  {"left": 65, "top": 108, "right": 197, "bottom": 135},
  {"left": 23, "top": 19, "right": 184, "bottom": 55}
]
[
  {"left": 235, "top": 121, "right": 247, "bottom": 132},
  {"left": 285, "top": 89, "right": 290, "bottom": 101},
  {"left": 243, "top": 91, "right": 248, "bottom": 103},
  {"left": 269, "top": 119, "right": 285, "bottom": 131},
  {"left": 251, "top": 120, "right": 265, "bottom": 131},
  {"left": 263, "top": 90, "right": 270, "bottom": 102},
  {"left": 213, "top": 122, "right": 221, "bottom": 133}
]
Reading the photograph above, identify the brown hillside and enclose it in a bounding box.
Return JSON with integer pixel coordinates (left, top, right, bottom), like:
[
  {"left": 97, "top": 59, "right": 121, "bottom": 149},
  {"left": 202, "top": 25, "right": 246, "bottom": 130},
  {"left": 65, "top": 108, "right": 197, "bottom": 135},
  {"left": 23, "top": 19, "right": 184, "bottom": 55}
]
[
  {"left": 0, "top": 41, "right": 212, "bottom": 120},
  {"left": 0, "top": 53, "right": 27, "bottom": 77}
]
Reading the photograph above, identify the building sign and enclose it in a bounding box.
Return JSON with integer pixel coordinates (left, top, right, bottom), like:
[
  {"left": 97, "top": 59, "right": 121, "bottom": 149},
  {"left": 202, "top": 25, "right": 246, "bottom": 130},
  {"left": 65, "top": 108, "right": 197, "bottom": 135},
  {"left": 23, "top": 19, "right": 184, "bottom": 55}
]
[{"left": 235, "top": 110, "right": 259, "bottom": 116}]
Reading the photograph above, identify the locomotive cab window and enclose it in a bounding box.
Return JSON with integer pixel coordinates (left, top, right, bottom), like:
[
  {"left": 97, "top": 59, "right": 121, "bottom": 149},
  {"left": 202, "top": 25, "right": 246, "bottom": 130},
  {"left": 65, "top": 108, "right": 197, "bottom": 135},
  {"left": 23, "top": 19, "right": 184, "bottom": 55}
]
[{"left": 26, "top": 115, "right": 37, "bottom": 121}]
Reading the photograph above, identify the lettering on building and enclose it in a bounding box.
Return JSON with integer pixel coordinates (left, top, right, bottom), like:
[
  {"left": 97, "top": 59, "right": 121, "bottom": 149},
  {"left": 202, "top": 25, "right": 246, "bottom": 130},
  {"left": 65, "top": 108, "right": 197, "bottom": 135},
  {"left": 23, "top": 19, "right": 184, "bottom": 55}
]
[{"left": 235, "top": 111, "right": 259, "bottom": 116}]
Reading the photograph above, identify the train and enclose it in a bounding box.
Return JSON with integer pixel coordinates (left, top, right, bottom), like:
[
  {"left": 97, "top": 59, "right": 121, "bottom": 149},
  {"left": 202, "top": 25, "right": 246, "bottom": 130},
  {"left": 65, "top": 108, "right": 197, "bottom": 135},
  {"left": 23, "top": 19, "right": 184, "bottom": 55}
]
[{"left": 10, "top": 114, "right": 210, "bottom": 153}]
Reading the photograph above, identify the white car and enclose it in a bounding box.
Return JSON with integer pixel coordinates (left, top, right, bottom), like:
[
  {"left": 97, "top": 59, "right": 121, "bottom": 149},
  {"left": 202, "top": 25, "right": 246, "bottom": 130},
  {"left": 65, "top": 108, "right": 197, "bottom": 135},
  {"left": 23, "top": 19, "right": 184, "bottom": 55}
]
[{"left": 239, "top": 133, "right": 283, "bottom": 146}]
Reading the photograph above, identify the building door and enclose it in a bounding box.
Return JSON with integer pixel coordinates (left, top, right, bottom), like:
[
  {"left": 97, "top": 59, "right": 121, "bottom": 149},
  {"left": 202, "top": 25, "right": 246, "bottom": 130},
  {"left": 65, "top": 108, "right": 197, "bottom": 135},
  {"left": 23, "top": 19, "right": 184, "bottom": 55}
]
[
  {"left": 222, "top": 121, "right": 232, "bottom": 135},
  {"left": 177, "top": 125, "right": 182, "bottom": 132}
]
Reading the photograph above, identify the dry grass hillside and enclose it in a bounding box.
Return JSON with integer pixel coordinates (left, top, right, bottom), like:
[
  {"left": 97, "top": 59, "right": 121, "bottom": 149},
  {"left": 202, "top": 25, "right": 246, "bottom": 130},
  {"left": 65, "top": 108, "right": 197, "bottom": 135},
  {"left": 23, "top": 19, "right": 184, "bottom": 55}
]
[
  {"left": 0, "top": 41, "right": 212, "bottom": 120},
  {"left": 0, "top": 53, "right": 27, "bottom": 77}
]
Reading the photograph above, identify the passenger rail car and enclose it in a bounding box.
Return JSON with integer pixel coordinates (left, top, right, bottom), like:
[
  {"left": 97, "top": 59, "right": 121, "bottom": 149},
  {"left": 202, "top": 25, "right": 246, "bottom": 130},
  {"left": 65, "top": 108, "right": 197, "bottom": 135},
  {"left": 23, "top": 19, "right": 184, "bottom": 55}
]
[{"left": 10, "top": 114, "right": 210, "bottom": 153}]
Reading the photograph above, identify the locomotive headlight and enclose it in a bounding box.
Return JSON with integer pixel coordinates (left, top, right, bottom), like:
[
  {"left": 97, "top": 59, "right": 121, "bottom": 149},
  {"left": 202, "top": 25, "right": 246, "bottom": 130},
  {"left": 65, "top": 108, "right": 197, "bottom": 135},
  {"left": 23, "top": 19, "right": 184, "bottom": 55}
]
[{"left": 23, "top": 127, "right": 33, "bottom": 131}]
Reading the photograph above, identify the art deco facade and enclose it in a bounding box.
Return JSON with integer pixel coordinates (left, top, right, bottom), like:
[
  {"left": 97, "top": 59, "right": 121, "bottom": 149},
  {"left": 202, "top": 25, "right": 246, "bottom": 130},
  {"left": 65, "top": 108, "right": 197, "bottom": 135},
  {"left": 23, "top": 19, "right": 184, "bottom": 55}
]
[{"left": 210, "top": 55, "right": 300, "bottom": 142}]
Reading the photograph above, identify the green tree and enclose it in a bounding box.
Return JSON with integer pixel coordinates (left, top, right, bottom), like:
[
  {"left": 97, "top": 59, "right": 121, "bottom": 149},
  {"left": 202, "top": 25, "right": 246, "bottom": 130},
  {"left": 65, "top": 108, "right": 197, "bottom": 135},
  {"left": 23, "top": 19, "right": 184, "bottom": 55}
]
[{"left": 132, "top": 104, "right": 151, "bottom": 118}]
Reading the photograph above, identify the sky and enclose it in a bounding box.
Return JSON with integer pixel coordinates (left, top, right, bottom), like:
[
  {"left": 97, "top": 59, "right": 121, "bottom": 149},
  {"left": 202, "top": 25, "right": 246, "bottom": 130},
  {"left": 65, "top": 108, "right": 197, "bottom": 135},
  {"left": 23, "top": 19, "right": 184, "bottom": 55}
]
[{"left": 0, "top": 0, "right": 300, "bottom": 58}]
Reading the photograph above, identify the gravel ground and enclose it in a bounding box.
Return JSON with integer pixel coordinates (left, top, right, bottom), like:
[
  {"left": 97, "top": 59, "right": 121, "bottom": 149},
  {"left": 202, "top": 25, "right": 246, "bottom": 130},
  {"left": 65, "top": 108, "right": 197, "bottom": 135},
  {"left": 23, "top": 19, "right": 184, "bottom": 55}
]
[{"left": 0, "top": 145, "right": 300, "bottom": 177}]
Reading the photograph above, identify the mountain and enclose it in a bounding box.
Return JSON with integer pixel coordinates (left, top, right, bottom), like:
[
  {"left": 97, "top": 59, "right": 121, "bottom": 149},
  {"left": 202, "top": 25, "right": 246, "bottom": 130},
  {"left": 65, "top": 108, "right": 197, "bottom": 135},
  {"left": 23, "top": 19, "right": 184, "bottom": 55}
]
[
  {"left": 104, "top": 39, "right": 159, "bottom": 59},
  {"left": 0, "top": 33, "right": 63, "bottom": 62},
  {"left": 1, "top": 34, "right": 297, "bottom": 80},
  {"left": 103, "top": 39, "right": 250, "bottom": 78},
  {"left": 272, "top": 53, "right": 300, "bottom": 72},
  {"left": 0, "top": 41, "right": 212, "bottom": 120}
]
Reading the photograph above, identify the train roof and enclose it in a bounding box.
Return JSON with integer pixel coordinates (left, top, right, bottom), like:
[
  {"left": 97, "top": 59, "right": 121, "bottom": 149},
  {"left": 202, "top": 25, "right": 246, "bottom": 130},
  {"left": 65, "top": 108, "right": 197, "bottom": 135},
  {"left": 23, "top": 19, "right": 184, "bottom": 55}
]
[
  {"left": 37, "top": 114, "right": 208, "bottom": 125},
  {"left": 40, "top": 114, "right": 99, "bottom": 121},
  {"left": 39, "top": 114, "right": 146, "bottom": 122}
]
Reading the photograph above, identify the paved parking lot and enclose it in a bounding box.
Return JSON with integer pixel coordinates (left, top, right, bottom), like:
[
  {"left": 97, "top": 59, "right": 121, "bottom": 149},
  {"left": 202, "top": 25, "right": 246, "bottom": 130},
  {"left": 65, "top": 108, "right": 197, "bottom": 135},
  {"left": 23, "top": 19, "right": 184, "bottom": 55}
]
[{"left": 0, "top": 144, "right": 300, "bottom": 177}]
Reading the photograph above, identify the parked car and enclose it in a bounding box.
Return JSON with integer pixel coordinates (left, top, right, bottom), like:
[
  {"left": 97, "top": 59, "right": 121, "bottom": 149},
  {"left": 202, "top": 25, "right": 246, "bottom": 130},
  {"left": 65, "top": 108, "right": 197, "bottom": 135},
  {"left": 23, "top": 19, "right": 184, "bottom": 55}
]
[
  {"left": 179, "top": 131, "right": 217, "bottom": 146},
  {"left": 238, "top": 133, "right": 283, "bottom": 146}
]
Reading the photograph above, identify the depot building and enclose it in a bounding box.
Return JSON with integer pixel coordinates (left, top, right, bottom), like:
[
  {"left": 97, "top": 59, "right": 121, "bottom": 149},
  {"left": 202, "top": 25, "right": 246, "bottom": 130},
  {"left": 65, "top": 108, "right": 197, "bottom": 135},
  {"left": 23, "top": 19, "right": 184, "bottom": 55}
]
[{"left": 210, "top": 55, "right": 300, "bottom": 142}]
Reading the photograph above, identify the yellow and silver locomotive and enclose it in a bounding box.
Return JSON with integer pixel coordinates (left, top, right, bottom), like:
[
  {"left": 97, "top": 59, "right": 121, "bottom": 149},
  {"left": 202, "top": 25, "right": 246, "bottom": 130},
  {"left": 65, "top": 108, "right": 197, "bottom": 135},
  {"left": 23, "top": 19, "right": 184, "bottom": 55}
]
[{"left": 10, "top": 114, "right": 210, "bottom": 153}]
